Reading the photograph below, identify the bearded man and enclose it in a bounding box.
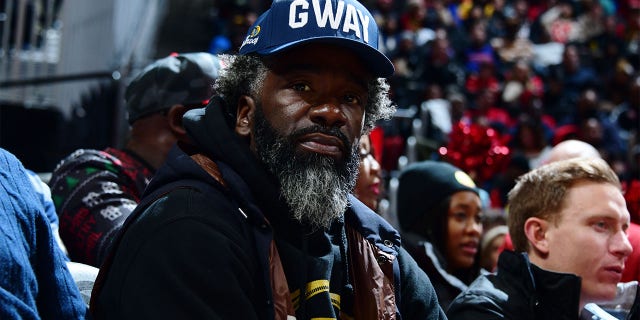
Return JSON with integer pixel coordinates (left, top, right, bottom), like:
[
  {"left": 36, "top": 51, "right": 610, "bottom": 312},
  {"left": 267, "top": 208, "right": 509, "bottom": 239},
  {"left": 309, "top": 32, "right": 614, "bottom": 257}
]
[{"left": 89, "top": 0, "right": 446, "bottom": 319}]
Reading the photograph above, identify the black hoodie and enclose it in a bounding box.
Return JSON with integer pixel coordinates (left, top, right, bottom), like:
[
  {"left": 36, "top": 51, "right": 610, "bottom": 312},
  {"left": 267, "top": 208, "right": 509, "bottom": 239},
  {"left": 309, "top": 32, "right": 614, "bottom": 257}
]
[{"left": 91, "top": 97, "right": 446, "bottom": 319}]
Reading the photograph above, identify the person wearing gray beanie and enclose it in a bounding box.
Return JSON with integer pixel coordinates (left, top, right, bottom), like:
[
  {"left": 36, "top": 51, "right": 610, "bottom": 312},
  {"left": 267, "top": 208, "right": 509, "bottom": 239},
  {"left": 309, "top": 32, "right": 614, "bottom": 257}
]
[{"left": 397, "top": 160, "right": 484, "bottom": 309}]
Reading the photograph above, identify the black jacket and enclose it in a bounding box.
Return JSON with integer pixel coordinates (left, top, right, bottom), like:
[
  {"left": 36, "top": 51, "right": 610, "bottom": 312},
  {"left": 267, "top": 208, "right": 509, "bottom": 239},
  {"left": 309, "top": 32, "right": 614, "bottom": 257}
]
[
  {"left": 91, "top": 97, "right": 446, "bottom": 319},
  {"left": 403, "top": 233, "right": 479, "bottom": 309},
  {"left": 447, "top": 250, "right": 640, "bottom": 320}
]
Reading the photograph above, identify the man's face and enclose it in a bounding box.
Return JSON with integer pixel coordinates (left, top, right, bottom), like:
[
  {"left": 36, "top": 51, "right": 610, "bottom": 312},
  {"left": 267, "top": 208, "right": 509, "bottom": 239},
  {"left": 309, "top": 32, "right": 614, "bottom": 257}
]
[
  {"left": 541, "top": 181, "right": 632, "bottom": 305},
  {"left": 257, "top": 43, "right": 369, "bottom": 159},
  {"left": 248, "top": 43, "right": 372, "bottom": 229}
]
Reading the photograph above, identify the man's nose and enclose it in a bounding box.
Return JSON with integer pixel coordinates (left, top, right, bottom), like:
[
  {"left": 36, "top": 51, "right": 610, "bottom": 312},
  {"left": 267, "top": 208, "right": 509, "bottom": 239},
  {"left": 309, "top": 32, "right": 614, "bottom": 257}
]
[
  {"left": 613, "top": 230, "right": 634, "bottom": 258},
  {"left": 309, "top": 103, "right": 347, "bottom": 128}
]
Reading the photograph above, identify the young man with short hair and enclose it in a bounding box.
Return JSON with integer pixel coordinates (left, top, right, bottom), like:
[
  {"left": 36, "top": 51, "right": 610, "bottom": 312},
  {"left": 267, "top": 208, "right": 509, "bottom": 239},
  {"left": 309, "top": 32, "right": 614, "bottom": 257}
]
[{"left": 447, "top": 157, "right": 639, "bottom": 319}]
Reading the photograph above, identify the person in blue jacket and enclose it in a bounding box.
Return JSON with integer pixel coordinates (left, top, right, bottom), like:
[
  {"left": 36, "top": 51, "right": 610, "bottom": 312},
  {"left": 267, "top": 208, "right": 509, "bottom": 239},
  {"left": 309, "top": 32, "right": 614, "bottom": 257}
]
[
  {"left": 90, "top": 0, "right": 447, "bottom": 319},
  {"left": 0, "top": 147, "right": 86, "bottom": 319}
]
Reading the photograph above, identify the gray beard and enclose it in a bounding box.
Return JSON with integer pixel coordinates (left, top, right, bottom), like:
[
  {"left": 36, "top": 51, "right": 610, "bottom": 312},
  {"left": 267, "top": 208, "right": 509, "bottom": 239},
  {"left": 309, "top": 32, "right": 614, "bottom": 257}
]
[
  {"left": 278, "top": 156, "right": 353, "bottom": 230},
  {"left": 253, "top": 105, "right": 359, "bottom": 230}
]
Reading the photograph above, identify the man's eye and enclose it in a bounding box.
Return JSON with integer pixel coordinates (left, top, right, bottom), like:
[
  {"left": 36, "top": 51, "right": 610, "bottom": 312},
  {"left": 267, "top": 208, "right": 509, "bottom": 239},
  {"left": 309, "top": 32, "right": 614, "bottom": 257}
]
[
  {"left": 452, "top": 212, "right": 467, "bottom": 222},
  {"left": 292, "top": 83, "right": 311, "bottom": 92},
  {"left": 594, "top": 221, "right": 609, "bottom": 231},
  {"left": 344, "top": 94, "right": 362, "bottom": 105}
]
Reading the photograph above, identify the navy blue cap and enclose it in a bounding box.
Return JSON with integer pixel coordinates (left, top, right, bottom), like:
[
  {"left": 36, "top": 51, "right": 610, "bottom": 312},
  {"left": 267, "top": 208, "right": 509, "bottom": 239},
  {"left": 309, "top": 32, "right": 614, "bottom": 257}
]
[{"left": 238, "top": 0, "right": 394, "bottom": 78}]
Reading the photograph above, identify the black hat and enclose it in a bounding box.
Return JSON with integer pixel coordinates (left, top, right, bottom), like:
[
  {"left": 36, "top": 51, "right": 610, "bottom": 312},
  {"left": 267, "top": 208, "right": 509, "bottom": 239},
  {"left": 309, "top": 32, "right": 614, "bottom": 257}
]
[
  {"left": 397, "top": 160, "right": 479, "bottom": 233},
  {"left": 125, "top": 52, "right": 221, "bottom": 124}
]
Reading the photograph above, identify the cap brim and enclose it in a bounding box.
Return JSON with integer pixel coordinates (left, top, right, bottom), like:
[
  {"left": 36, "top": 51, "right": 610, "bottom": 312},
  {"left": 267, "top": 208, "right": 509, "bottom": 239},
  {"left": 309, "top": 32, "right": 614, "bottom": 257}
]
[{"left": 256, "top": 36, "right": 394, "bottom": 78}]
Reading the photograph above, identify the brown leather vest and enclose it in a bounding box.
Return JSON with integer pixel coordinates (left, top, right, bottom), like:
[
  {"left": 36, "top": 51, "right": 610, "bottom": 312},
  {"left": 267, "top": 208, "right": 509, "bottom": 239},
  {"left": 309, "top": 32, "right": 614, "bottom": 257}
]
[{"left": 193, "top": 154, "right": 397, "bottom": 319}]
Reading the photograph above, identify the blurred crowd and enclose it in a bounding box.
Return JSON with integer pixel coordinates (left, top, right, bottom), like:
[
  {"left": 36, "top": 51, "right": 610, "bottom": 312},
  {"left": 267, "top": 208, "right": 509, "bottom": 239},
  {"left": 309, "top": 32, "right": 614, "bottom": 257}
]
[
  {"left": 209, "top": 0, "right": 639, "bottom": 217},
  {"left": 206, "top": 0, "right": 639, "bottom": 219}
]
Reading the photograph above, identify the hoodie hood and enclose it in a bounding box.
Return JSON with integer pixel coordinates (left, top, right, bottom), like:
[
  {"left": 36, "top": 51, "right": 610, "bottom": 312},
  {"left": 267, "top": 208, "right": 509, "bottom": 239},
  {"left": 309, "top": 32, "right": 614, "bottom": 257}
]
[{"left": 181, "top": 96, "right": 290, "bottom": 219}]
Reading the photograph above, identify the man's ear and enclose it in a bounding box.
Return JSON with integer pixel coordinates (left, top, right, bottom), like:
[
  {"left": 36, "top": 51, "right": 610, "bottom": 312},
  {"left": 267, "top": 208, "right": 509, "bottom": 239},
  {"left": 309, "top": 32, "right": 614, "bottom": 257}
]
[
  {"left": 166, "top": 104, "right": 190, "bottom": 141},
  {"left": 524, "top": 217, "right": 550, "bottom": 255},
  {"left": 235, "top": 95, "right": 255, "bottom": 137}
]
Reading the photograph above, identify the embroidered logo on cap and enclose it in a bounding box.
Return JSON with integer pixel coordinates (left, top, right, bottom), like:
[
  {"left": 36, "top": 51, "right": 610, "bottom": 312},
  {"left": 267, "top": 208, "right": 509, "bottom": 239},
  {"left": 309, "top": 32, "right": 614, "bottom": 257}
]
[
  {"left": 250, "top": 25, "right": 261, "bottom": 37},
  {"left": 242, "top": 26, "right": 261, "bottom": 47},
  {"left": 455, "top": 171, "right": 476, "bottom": 188},
  {"left": 287, "top": 0, "right": 371, "bottom": 43}
]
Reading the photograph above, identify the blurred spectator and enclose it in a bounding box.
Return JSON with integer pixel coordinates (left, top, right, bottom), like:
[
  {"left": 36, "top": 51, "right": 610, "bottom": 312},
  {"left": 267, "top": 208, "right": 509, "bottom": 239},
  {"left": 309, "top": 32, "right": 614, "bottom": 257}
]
[
  {"left": 509, "top": 116, "right": 552, "bottom": 170},
  {"left": 371, "top": 0, "right": 401, "bottom": 55},
  {"left": 353, "top": 134, "right": 383, "bottom": 212},
  {"left": 455, "top": 1, "right": 480, "bottom": 31},
  {"left": 462, "top": 20, "right": 497, "bottom": 75},
  {"left": 493, "top": 14, "right": 535, "bottom": 70},
  {"left": 225, "top": 6, "right": 259, "bottom": 54},
  {"left": 539, "top": 0, "right": 577, "bottom": 44},
  {"left": 424, "top": 0, "right": 458, "bottom": 31},
  {"left": 419, "top": 83, "right": 452, "bottom": 146},
  {"left": 398, "top": 160, "right": 484, "bottom": 309},
  {"left": 604, "top": 59, "right": 635, "bottom": 110},
  {"left": 418, "top": 31, "right": 466, "bottom": 91},
  {"left": 574, "top": 88, "right": 626, "bottom": 162},
  {"left": 479, "top": 224, "right": 508, "bottom": 272},
  {"left": 509, "top": 0, "right": 534, "bottom": 39},
  {"left": 624, "top": 145, "right": 640, "bottom": 225},
  {"left": 465, "top": 88, "right": 513, "bottom": 130},
  {"left": 388, "top": 30, "right": 424, "bottom": 107},
  {"left": 399, "top": 0, "right": 428, "bottom": 32},
  {"left": 49, "top": 53, "right": 220, "bottom": 267},
  {"left": 622, "top": 3, "right": 640, "bottom": 70},
  {"left": 0, "top": 147, "right": 87, "bottom": 319},
  {"left": 464, "top": 60, "right": 501, "bottom": 98},
  {"left": 489, "top": 153, "right": 530, "bottom": 209},
  {"left": 587, "top": 14, "right": 628, "bottom": 78},
  {"left": 525, "top": 0, "right": 552, "bottom": 44},
  {"left": 544, "top": 43, "right": 600, "bottom": 124},
  {"left": 610, "top": 73, "right": 640, "bottom": 145},
  {"left": 483, "top": 0, "right": 509, "bottom": 40},
  {"left": 500, "top": 59, "right": 544, "bottom": 117},
  {"left": 541, "top": 139, "right": 601, "bottom": 166},
  {"left": 539, "top": 0, "right": 605, "bottom": 44},
  {"left": 575, "top": 1, "right": 607, "bottom": 41},
  {"left": 449, "top": 90, "right": 469, "bottom": 125},
  {"left": 389, "top": 30, "right": 421, "bottom": 80}
]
